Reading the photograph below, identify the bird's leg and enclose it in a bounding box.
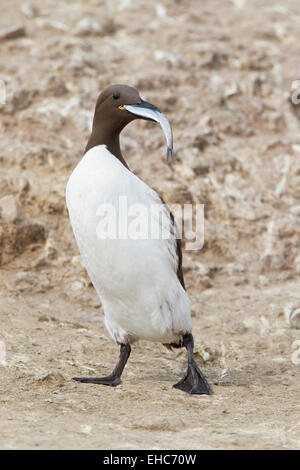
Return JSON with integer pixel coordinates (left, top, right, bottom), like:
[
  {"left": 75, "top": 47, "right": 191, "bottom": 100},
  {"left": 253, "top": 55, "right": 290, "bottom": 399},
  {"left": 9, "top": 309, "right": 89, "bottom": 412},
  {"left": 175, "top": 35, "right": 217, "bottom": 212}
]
[
  {"left": 173, "top": 333, "right": 212, "bottom": 395},
  {"left": 73, "top": 343, "right": 131, "bottom": 387}
]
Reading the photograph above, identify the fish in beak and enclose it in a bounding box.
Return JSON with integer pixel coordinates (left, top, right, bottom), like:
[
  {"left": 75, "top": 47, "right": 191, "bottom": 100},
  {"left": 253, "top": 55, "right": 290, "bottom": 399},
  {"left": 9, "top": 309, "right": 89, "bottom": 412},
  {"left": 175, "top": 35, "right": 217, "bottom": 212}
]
[{"left": 124, "top": 100, "right": 174, "bottom": 163}]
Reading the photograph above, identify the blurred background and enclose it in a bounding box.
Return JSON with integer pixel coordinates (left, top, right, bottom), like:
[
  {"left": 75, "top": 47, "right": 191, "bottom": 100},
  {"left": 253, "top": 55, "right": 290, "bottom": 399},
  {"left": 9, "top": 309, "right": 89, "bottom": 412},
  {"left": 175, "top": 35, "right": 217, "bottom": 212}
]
[{"left": 0, "top": 0, "right": 299, "bottom": 450}]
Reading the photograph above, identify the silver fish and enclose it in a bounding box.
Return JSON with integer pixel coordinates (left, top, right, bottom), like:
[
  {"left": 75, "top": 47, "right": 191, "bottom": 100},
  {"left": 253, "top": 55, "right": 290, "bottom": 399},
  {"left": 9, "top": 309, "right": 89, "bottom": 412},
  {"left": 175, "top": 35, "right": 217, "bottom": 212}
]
[{"left": 124, "top": 100, "right": 174, "bottom": 162}]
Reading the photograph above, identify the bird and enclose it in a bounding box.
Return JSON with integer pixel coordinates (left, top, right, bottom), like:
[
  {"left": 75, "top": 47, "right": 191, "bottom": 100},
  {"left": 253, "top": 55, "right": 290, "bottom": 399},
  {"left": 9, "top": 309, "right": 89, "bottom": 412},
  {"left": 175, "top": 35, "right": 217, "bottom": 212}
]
[{"left": 66, "top": 84, "right": 212, "bottom": 395}]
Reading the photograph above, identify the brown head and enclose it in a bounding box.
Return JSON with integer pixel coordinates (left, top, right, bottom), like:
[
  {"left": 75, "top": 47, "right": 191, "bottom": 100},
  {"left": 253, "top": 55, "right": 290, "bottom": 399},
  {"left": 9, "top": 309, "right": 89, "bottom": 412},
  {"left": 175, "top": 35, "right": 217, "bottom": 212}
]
[{"left": 85, "top": 84, "right": 174, "bottom": 169}]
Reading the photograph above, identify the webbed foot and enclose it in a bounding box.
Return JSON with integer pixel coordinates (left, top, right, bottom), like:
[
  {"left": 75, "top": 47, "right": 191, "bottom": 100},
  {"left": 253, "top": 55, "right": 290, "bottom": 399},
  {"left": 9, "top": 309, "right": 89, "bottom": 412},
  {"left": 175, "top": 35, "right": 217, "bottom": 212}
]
[{"left": 73, "top": 375, "right": 121, "bottom": 387}]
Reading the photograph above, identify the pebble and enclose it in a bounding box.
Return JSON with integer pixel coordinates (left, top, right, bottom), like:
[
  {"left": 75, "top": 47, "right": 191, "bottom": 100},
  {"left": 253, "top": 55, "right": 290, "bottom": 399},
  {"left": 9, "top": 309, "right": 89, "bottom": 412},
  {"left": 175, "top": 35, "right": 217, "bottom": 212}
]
[
  {"left": 258, "top": 275, "right": 269, "bottom": 287},
  {"left": 0, "top": 198, "right": 46, "bottom": 265},
  {"left": 0, "top": 25, "right": 26, "bottom": 41},
  {"left": 284, "top": 304, "right": 300, "bottom": 329},
  {"left": 135, "top": 415, "right": 186, "bottom": 432},
  {"left": 20, "top": 3, "right": 39, "bottom": 18},
  {"left": 74, "top": 17, "right": 116, "bottom": 37},
  {"left": 46, "top": 76, "right": 68, "bottom": 97},
  {"left": 80, "top": 425, "right": 92, "bottom": 435},
  {"left": 0, "top": 195, "right": 23, "bottom": 223},
  {"left": 4, "top": 271, "right": 51, "bottom": 293},
  {"left": 290, "top": 205, "right": 300, "bottom": 215},
  {"left": 37, "top": 372, "right": 66, "bottom": 384},
  {"left": 9, "top": 88, "right": 33, "bottom": 113},
  {"left": 230, "top": 275, "right": 249, "bottom": 286},
  {"left": 226, "top": 263, "right": 245, "bottom": 276},
  {"left": 75, "top": 18, "right": 102, "bottom": 36}
]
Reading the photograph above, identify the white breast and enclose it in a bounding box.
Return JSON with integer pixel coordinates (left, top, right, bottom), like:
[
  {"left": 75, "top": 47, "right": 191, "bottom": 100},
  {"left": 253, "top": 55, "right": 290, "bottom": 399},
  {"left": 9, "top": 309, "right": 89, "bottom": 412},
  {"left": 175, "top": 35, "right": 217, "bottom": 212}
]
[{"left": 66, "top": 145, "right": 191, "bottom": 344}]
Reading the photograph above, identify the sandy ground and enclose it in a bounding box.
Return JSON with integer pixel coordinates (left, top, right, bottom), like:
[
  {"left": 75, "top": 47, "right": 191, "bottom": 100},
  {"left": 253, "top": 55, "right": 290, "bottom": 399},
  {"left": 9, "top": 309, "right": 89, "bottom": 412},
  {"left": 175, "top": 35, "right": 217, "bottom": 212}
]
[{"left": 0, "top": 0, "right": 300, "bottom": 450}]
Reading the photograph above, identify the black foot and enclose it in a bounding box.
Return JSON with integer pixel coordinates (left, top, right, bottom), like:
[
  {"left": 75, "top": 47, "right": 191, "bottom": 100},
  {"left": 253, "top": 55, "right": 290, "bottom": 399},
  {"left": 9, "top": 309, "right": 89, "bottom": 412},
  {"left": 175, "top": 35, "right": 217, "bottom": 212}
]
[
  {"left": 72, "top": 343, "right": 131, "bottom": 388},
  {"left": 173, "top": 333, "right": 213, "bottom": 396},
  {"left": 173, "top": 361, "right": 212, "bottom": 395},
  {"left": 72, "top": 375, "right": 121, "bottom": 387}
]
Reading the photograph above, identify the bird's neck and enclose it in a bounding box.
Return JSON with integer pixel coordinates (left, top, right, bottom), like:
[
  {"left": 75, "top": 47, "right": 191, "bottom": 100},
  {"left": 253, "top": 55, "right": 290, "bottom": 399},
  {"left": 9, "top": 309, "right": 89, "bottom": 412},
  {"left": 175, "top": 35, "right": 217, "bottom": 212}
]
[{"left": 84, "top": 122, "right": 129, "bottom": 169}]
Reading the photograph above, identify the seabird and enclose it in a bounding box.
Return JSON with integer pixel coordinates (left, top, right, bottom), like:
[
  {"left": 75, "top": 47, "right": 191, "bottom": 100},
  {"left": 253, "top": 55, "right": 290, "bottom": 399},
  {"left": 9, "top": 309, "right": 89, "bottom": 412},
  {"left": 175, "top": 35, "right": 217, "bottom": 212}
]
[{"left": 66, "top": 84, "right": 212, "bottom": 395}]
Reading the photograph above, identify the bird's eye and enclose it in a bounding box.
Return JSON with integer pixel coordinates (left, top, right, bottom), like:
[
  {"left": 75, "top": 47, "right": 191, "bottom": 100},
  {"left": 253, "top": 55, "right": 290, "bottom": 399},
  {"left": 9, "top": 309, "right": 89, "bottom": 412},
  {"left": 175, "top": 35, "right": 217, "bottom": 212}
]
[{"left": 113, "top": 92, "right": 120, "bottom": 100}]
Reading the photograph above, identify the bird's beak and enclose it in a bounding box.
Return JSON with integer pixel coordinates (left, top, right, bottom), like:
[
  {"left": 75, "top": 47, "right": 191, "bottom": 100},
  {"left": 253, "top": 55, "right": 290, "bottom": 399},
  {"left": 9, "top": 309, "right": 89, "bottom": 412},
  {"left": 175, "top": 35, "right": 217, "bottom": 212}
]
[{"left": 124, "top": 99, "right": 174, "bottom": 162}]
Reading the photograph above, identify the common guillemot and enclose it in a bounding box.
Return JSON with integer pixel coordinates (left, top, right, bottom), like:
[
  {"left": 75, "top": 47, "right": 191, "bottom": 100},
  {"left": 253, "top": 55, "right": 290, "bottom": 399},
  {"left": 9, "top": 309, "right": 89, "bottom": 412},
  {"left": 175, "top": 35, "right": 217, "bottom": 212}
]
[{"left": 66, "top": 84, "right": 212, "bottom": 395}]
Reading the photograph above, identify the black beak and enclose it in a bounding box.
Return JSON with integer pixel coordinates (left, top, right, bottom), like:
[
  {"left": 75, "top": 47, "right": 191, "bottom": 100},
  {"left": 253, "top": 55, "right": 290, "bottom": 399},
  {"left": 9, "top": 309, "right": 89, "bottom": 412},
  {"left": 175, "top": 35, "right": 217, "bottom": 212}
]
[{"left": 130, "top": 100, "right": 160, "bottom": 121}]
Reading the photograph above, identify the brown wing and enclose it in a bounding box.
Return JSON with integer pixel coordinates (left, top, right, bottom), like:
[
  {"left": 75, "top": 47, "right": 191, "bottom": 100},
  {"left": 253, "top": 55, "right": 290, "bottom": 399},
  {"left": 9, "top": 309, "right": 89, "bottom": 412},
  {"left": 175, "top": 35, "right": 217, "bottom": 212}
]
[
  {"left": 159, "top": 198, "right": 186, "bottom": 351},
  {"left": 159, "top": 195, "right": 186, "bottom": 291},
  {"left": 170, "top": 211, "right": 185, "bottom": 290}
]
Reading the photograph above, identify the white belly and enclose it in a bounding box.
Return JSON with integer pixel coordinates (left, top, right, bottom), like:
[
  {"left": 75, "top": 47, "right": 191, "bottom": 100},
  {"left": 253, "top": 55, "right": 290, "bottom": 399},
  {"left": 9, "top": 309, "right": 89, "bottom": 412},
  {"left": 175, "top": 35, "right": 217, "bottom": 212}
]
[{"left": 66, "top": 145, "right": 191, "bottom": 344}]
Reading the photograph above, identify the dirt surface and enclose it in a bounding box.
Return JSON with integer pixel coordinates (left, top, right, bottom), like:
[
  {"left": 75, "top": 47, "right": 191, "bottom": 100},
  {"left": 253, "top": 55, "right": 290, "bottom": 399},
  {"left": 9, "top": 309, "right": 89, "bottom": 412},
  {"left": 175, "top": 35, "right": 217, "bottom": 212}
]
[{"left": 0, "top": 0, "right": 300, "bottom": 450}]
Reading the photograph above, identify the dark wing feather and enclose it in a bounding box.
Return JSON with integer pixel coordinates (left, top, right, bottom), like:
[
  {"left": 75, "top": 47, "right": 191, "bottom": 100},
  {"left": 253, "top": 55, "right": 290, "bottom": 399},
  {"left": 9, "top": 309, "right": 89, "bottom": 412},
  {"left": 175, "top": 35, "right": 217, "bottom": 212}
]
[
  {"left": 159, "top": 195, "right": 186, "bottom": 291},
  {"left": 170, "top": 211, "right": 185, "bottom": 290}
]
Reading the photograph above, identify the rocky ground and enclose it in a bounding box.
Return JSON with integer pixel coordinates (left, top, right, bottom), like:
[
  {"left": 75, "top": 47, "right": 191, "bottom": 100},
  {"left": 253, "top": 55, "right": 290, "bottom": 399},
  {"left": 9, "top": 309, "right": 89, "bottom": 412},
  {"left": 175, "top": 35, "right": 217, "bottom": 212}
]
[{"left": 0, "top": 0, "right": 300, "bottom": 450}]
